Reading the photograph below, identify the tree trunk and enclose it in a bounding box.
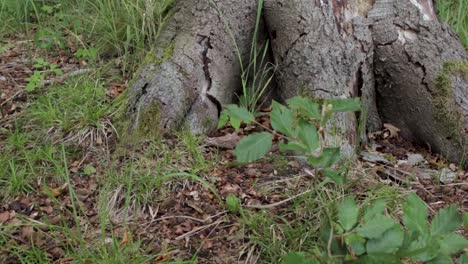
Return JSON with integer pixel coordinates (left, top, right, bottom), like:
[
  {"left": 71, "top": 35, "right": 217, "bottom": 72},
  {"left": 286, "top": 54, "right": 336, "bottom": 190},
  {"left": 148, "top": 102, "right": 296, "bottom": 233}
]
[
  {"left": 370, "top": 0, "right": 467, "bottom": 164},
  {"left": 126, "top": 0, "right": 261, "bottom": 135},
  {"left": 126, "top": 0, "right": 467, "bottom": 166},
  {"left": 263, "top": 0, "right": 381, "bottom": 156}
]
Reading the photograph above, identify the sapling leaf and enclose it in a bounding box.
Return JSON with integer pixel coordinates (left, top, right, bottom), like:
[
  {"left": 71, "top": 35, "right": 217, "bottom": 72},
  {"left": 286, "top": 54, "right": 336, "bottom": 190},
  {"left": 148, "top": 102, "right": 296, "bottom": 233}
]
[
  {"left": 307, "top": 147, "right": 340, "bottom": 168},
  {"left": 431, "top": 205, "right": 462, "bottom": 236},
  {"left": 405, "top": 235, "right": 440, "bottom": 262},
  {"left": 344, "top": 233, "right": 366, "bottom": 256},
  {"left": 426, "top": 254, "right": 453, "bottom": 264},
  {"left": 234, "top": 132, "right": 272, "bottom": 162},
  {"left": 439, "top": 233, "right": 468, "bottom": 255},
  {"left": 297, "top": 121, "right": 319, "bottom": 151},
  {"left": 270, "top": 101, "right": 294, "bottom": 137},
  {"left": 218, "top": 111, "right": 229, "bottom": 129},
  {"left": 460, "top": 252, "right": 468, "bottom": 264},
  {"left": 403, "top": 193, "right": 429, "bottom": 234},
  {"left": 230, "top": 117, "right": 241, "bottom": 131},
  {"left": 363, "top": 200, "right": 387, "bottom": 222},
  {"left": 326, "top": 98, "right": 361, "bottom": 113},
  {"left": 323, "top": 168, "right": 344, "bottom": 185},
  {"left": 357, "top": 215, "right": 396, "bottom": 239},
  {"left": 287, "top": 96, "right": 321, "bottom": 120},
  {"left": 278, "top": 141, "right": 308, "bottom": 152},
  {"left": 281, "top": 252, "right": 318, "bottom": 264},
  {"left": 337, "top": 196, "right": 359, "bottom": 231},
  {"left": 366, "top": 225, "right": 404, "bottom": 254},
  {"left": 464, "top": 212, "right": 468, "bottom": 228},
  {"left": 226, "top": 104, "right": 255, "bottom": 123}
]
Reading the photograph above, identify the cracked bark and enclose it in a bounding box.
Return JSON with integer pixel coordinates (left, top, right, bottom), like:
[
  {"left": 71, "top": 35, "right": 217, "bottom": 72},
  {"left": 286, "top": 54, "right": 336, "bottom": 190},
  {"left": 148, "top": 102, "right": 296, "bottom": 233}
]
[
  {"left": 371, "top": 0, "right": 468, "bottom": 165},
  {"left": 264, "top": 0, "right": 379, "bottom": 156},
  {"left": 126, "top": 0, "right": 262, "bottom": 135},
  {"left": 126, "top": 0, "right": 467, "bottom": 166}
]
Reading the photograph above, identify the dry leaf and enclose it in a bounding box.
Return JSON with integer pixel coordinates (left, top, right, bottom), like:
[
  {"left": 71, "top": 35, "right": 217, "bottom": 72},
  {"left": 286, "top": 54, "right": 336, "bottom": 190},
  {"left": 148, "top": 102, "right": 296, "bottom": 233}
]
[
  {"left": 50, "top": 183, "right": 69, "bottom": 197},
  {"left": 383, "top": 123, "right": 400, "bottom": 138},
  {"left": 120, "top": 230, "right": 131, "bottom": 246},
  {"left": 0, "top": 211, "right": 11, "bottom": 224}
]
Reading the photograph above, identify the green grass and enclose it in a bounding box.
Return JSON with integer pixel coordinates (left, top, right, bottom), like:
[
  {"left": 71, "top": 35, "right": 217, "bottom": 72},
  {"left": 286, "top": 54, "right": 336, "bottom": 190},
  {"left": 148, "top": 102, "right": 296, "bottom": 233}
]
[
  {"left": 437, "top": 0, "right": 467, "bottom": 47},
  {"left": 0, "top": 0, "right": 173, "bottom": 73},
  {"left": 0, "top": 0, "right": 466, "bottom": 262}
]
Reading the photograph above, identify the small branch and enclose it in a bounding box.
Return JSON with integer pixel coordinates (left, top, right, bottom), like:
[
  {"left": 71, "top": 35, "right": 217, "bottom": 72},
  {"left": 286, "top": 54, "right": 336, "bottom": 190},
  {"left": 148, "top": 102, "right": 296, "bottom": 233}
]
[
  {"left": 244, "top": 189, "right": 313, "bottom": 209},
  {"left": 42, "top": 68, "right": 92, "bottom": 86}
]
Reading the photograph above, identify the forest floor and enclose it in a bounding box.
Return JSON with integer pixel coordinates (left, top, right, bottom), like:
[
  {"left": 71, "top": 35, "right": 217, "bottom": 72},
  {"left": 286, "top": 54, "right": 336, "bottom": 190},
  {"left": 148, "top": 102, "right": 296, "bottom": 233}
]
[{"left": 0, "top": 33, "right": 467, "bottom": 263}]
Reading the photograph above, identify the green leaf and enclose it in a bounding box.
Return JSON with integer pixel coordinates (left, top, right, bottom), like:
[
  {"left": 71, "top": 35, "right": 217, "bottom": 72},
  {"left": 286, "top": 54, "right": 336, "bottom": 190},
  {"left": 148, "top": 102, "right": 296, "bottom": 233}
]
[
  {"left": 464, "top": 212, "right": 468, "bottom": 228},
  {"left": 287, "top": 96, "right": 321, "bottom": 120},
  {"left": 427, "top": 254, "right": 453, "bottom": 264},
  {"left": 403, "top": 193, "right": 429, "bottom": 234},
  {"left": 439, "top": 233, "right": 468, "bottom": 255},
  {"left": 405, "top": 235, "right": 440, "bottom": 262},
  {"left": 323, "top": 168, "right": 344, "bottom": 185},
  {"left": 83, "top": 165, "right": 96, "bottom": 175},
  {"left": 366, "top": 225, "right": 404, "bottom": 254},
  {"left": 344, "top": 233, "right": 366, "bottom": 256},
  {"left": 230, "top": 117, "right": 241, "bottom": 131},
  {"left": 460, "top": 252, "right": 468, "bottom": 264},
  {"left": 281, "top": 252, "right": 318, "bottom": 264},
  {"left": 297, "top": 121, "right": 319, "bottom": 151},
  {"left": 270, "top": 101, "right": 294, "bottom": 137},
  {"left": 218, "top": 111, "right": 229, "bottom": 129},
  {"left": 357, "top": 215, "right": 397, "bottom": 239},
  {"left": 307, "top": 147, "right": 340, "bottom": 168},
  {"left": 358, "top": 254, "right": 403, "bottom": 264},
  {"left": 226, "top": 104, "right": 255, "bottom": 124},
  {"left": 326, "top": 98, "right": 361, "bottom": 113},
  {"left": 363, "top": 200, "right": 387, "bottom": 222},
  {"left": 431, "top": 205, "right": 462, "bottom": 236},
  {"left": 278, "top": 141, "right": 308, "bottom": 152},
  {"left": 337, "top": 196, "right": 359, "bottom": 231},
  {"left": 25, "top": 82, "right": 37, "bottom": 92},
  {"left": 234, "top": 132, "right": 272, "bottom": 162}
]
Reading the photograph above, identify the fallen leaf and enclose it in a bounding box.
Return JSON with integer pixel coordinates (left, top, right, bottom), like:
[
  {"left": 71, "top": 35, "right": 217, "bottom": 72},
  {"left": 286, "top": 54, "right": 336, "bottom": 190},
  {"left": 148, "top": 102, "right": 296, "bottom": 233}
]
[
  {"left": 120, "top": 230, "right": 131, "bottom": 246},
  {"left": 0, "top": 211, "right": 11, "bottom": 224}
]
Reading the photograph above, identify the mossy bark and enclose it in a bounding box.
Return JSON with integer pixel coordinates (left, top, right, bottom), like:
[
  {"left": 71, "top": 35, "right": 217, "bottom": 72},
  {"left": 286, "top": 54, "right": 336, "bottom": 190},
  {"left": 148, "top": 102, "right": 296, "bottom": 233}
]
[
  {"left": 371, "top": 0, "right": 467, "bottom": 165},
  {"left": 127, "top": 0, "right": 467, "bottom": 165},
  {"left": 126, "top": 0, "right": 262, "bottom": 135}
]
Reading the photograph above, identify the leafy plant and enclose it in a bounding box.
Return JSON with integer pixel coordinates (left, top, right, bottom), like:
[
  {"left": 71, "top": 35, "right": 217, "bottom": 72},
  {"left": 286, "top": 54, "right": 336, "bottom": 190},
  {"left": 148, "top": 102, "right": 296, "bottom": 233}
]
[
  {"left": 75, "top": 47, "right": 98, "bottom": 61},
  {"left": 218, "top": 96, "right": 361, "bottom": 184},
  {"left": 211, "top": 0, "right": 275, "bottom": 114},
  {"left": 283, "top": 193, "right": 468, "bottom": 263},
  {"left": 25, "top": 58, "right": 63, "bottom": 92}
]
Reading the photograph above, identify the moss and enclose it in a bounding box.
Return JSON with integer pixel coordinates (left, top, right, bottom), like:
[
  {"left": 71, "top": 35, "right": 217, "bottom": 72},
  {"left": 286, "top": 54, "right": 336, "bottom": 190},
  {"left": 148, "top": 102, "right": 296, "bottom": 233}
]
[
  {"left": 268, "top": 155, "right": 290, "bottom": 175},
  {"left": 434, "top": 61, "right": 468, "bottom": 137},
  {"left": 135, "top": 102, "right": 163, "bottom": 140}
]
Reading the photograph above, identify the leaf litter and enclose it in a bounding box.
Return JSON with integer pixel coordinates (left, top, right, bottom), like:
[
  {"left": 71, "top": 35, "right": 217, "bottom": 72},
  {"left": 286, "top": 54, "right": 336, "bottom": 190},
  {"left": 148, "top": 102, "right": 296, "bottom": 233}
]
[{"left": 0, "top": 35, "right": 466, "bottom": 263}]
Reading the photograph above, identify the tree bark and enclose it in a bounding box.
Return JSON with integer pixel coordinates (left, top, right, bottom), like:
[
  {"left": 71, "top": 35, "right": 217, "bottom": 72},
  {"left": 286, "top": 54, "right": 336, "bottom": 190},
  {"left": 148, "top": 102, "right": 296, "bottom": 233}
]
[
  {"left": 127, "top": 0, "right": 261, "bottom": 135},
  {"left": 126, "top": 0, "right": 467, "bottom": 165},
  {"left": 370, "top": 0, "right": 467, "bottom": 164},
  {"left": 263, "top": 0, "right": 381, "bottom": 156}
]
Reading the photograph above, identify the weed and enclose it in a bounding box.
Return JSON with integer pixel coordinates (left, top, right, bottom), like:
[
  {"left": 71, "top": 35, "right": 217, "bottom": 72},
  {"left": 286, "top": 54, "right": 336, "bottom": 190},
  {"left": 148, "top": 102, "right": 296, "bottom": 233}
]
[{"left": 219, "top": 96, "right": 361, "bottom": 184}]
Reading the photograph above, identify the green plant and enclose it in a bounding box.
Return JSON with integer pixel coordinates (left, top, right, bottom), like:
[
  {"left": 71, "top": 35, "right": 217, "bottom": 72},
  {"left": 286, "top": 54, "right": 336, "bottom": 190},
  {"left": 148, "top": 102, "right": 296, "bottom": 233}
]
[
  {"left": 211, "top": 0, "right": 275, "bottom": 114},
  {"left": 283, "top": 193, "right": 467, "bottom": 263},
  {"left": 218, "top": 96, "right": 361, "bottom": 185},
  {"left": 75, "top": 47, "right": 98, "bottom": 61},
  {"left": 436, "top": 0, "right": 467, "bottom": 47},
  {"left": 25, "top": 58, "right": 63, "bottom": 92}
]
